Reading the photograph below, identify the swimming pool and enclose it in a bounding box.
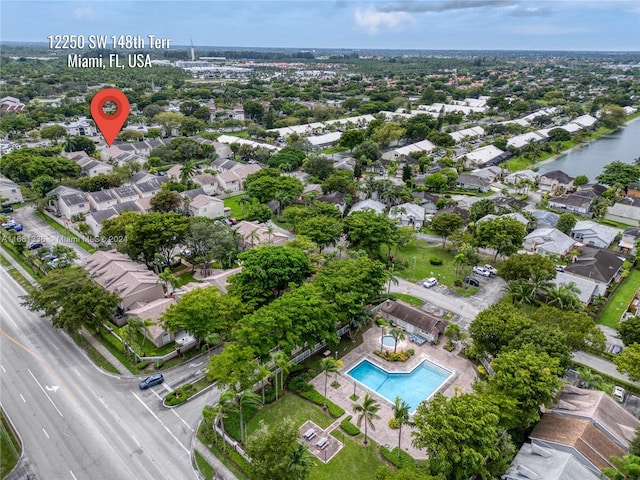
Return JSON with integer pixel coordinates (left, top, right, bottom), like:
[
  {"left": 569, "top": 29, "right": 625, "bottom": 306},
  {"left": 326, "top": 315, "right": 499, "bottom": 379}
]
[{"left": 347, "top": 359, "right": 453, "bottom": 412}]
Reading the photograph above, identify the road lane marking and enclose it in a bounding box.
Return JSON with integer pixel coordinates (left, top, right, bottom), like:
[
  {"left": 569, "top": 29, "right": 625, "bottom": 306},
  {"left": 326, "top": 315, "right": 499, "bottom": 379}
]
[
  {"left": 0, "top": 304, "right": 18, "bottom": 328},
  {"left": 162, "top": 382, "right": 173, "bottom": 392},
  {"left": 1, "top": 364, "right": 6, "bottom": 373},
  {"left": 19, "top": 394, "right": 26, "bottom": 403},
  {"left": 28, "top": 368, "right": 64, "bottom": 418},
  {"left": 70, "top": 470, "right": 78, "bottom": 480},
  {"left": 131, "top": 435, "right": 141, "bottom": 447},
  {"left": 73, "top": 368, "right": 81, "bottom": 377},
  {"left": 170, "top": 409, "right": 194, "bottom": 432},
  {"left": 130, "top": 391, "right": 189, "bottom": 456},
  {"left": 42, "top": 427, "right": 49, "bottom": 439}
]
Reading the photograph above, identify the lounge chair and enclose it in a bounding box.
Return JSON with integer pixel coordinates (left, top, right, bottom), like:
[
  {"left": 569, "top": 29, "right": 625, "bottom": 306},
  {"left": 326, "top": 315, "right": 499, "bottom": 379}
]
[
  {"left": 303, "top": 428, "right": 316, "bottom": 440},
  {"left": 316, "top": 437, "right": 328, "bottom": 449}
]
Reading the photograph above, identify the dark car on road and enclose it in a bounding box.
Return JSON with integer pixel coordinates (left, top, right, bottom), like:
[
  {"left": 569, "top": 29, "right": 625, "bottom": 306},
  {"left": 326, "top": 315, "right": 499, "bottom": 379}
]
[
  {"left": 27, "top": 241, "right": 44, "bottom": 250},
  {"left": 463, "top": 277, "right": 480, "bottom": 287},
  {"left": 139, "top": 373, "right": 164, "bottom": 390}
]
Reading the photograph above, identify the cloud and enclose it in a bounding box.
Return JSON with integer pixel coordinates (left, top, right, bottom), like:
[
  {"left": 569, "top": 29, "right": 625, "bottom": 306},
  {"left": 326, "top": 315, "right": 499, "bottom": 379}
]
[
  {"left": 510, "top": 6, "right": 552, "bottom": 17},
  {"left": 354, "top": 6, "right": 414, "bottom": 34},
  {"left": 379, "top": 0, "right": 516, "bottom": 13},
  {"left": 73, "top": 5, "right": 97, "bottom": 21}
]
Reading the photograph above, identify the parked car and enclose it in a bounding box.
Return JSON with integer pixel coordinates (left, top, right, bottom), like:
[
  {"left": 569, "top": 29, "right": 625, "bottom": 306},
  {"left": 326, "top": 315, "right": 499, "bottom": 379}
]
[
  {"left": 27, "top": 241, "right": 44, "bottom": 250},
  {"left": 473, "top": 266, "right": 491, "bottom": 277},
  {"left": 139, "top": 373, "right": 164, "bottom": 390},
  {"left": 1, "top": 205, "right": 13, "bottom": 214},
  {"left": 463, "top": 277, "right": 480, "bottom": 287},
  {"left": 483, "top": 264, "right": 497, "bottom": 276},
  {"left": 46, "top": 258, "right": 60, "bottom": 268},
  {"left": 5, "top": 223, "right": 22, "bottom": 232},
  {"left": 610, "top": 344, "right": 623, "bottom": 355},
  {"left": 422, "top": 277, "right": 438, "bottom": 288},
  {"left": 2, "top": 220, "right": 17, "bottom": 229},
  {"left": 613, "top": 386, "right": 625, "bottom": 403},
  {"left": 555, "top": 265, "right": 565, "bottom": 273},
  {"left": 41, "top": 254, "right": 57, "bottom": 262}
]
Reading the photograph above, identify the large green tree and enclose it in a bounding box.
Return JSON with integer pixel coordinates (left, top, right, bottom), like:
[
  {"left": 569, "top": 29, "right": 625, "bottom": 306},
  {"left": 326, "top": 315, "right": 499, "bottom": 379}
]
[
  {"left": 475, "top": 217, "right": 526, "bottom": 261},
  {"left": 620, "top": 316, "right": 640, "bottom": 346},
  {"left": 498, "top": 253, "right": 556, "bottom": 281},
  {"left": 469, "top": 303, "right": 532, "bottom": 357},
  {"left": 21, "top": 267, "right": 120, "bottom": 333},
  {"left": 596, "top": 161, "right": 640, "bottom": 187},
  {"left": 296, "top": 215, "right": 342, "bottom": 251},
  {"left": 228, "top": 245, "right": 312, "bottom": 307},
  {"left": 430, "top": 213, "right": 464, "bottom": 248},
  {"left": 246, "top": 418, "right": 313, "bottom": 480},
  {"left": 556, "top": 213, "right": 577, "bottom": 235},
  {"left": 162, "top": 286, "right": 246, "bottom": 347},
  {"left": 343, "top": 210, "right": 396, "bottom": 257},
  {"left": 0, "top": 147, "right": 81, "bottom": 183},
  {"left": 412, "top": 393, "right": 502, "bottom": 480},
  {"left": 532, "top": 306, "right": 606, "bottom": 351},
  {"left": 488, "top": 345, "right": 563, "bottom": 428},
  {"left": 125, "top": 212, "right": 190, "bottom": 266},
  {"left": 614, "top": 343, "right": 640, "bottom": 381},
  {"left": 339, "top": 129, "right": 365, "bottom": 151}
]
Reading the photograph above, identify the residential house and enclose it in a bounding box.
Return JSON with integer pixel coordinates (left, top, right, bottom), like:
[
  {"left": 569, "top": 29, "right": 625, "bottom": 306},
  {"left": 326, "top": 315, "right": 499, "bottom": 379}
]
[
  {"left": 627, "top": 182, "right": 640, "bottom": 199},
  {"left": 166, "top": 164, "right": 183, "bottom": 180},
  {"left": 58, "top": 192, "right": 90, "bottom": 219},
  {"left": 307, "top": 131, "right": 342, "bottom": 151},
  {"left": 84, "top": 251, "right": 164, "bottom": 314},
  {"left": 469, "top": 166, "right": 506, "bottom": 184},
  {"left": 605, "top": 203, "right": 640, "bottom": 227},
  {"left": 133, "top": 178, "right": 166, "bottom": 198},
  {"left": 619, "top": 227, "right": 640, "bottom": 255},
  {"left": 531, "top": 209, "right": 560, "bottom": 229},
  {"left": 233, "top": 220, "right": 288, "bottom": 249},
  {"left": 575, "top": 183, "right": 607, "bottom": 199},
  {"left": 503, "top": 443, "right": 600, "bottom": 480},
  {"left": 111, "top": 185, "right": 139, "bottom": 204},
  {"left": 523, "top": 228, "right": 576, "bottom": 257},
  {"left": 135, "top": 196, "right": 153, "bottom": 214},
  {"left": 333, "top": 157, "right": 356, "bottom": 172},
  {"left": 382, "top": 139, "right": 435, "bottom": 161},
  {"left": 85, "top": 202, "right": 141, "bottom": 236},
  {"left": 199, "top": 267, "right": 242, "bottom": 293},
  {"left": 88, "top": 190, "right": 118, "bottom": 211},
  {"left": 380, "top": 300, "right": 449, "bottom": 345},
  {"left": 182, "top": 188, "right": 207, "bottom": 202},
  {"left": 457, "top": 145, "right": 508, "bottom": 169},
  {"left": 211, "top": 157, "right": 239, "bottom": 173},
  {"left": 572, "top": 114, "right": 598, "bottom": 129},
  {"left": 506, "top": 131, "right": 546, "bottom": 150},
  {"left": 570, "top": 221, "right": 620, "bottom": 248},
  {"left": 191, "top": 173, "right": 218, "bottom": 195},
  {"left": 478, "top": 212, "right": 529, "bottom": 228},
  {"left": 214, "top": 164, "right": 261, "bottom": 195},
  {"left": 411, "top": 192, "right": 438, "bottom": 216},
  {"left": 563, "top": 246, "right": 626, "bottom": 296},
  {"left": 389, "top": 202, "right": 426, "bottom": 228},
  {"left": 448, "top": 126, "right": 485, "bottom": 143},
  {"left": 551, "top": 272, "right": 599, "bottom": 304},
  {"left": 188, "top": 194, "right": 225, "bottom": 219},
  {"left": 548, "top": 194, "right": 593, "bottom": 216},
  {"left": 316, "top": 191, "right": 347, "bottom": 216},
  {"left": 455, "top": 173, "right": 491, "bottom": 193},
  {"left": 539, "top": 170, "right": 575, "bottom": 194},
  {"left": 45, "top": 116, "right": 96, "bottom": 136},
  {"left": 126, "top": 297, "right": 176, "bottom": 347},
  {"left": 76, "top": 157, "right": 113, "bottom": 177},
  {"left": 349, "top": 199, "right": 385, "bottom": 215},
  {"left": 504, "top": 169, "right": 539, "bottom": 185},
  {"left": 0, "top": 175, "right": 23, "bottom": 204},
  {"left": 437, "top": 206, "right": 470, "bottom": 222}
]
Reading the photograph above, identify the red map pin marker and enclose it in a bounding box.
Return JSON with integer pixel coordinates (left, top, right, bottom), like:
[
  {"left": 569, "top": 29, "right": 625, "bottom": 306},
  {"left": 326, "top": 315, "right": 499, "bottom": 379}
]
[{"left": 90, "top": 88, "right": 130, "bottom": 146}]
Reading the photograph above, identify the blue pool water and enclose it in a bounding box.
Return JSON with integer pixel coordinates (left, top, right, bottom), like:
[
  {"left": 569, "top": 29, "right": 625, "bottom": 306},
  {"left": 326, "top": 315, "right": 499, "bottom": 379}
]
[
  {"left": 347, "top": 359, "right": 451, "bottom": 412},
  {"left": 381, "top": 335, "right": 395, "bottom": 348}
]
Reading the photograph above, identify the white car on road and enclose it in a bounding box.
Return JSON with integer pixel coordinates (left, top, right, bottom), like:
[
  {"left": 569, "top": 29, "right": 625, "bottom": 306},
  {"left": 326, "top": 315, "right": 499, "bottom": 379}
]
[
  {"left": 422, "top": 277, "right": 438, "bottom": 288},
  {"left": 483, "top": 264, "right": 498, "bottom": 275},
  {"left": 473, "top": 266, "right": 492, "bottom": 277}
]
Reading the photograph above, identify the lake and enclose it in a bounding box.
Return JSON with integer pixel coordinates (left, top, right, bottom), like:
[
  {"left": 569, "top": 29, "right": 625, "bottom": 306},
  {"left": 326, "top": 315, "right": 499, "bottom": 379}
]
[{"left": 537, "top": 118, "right": 640, "bottom": 181}]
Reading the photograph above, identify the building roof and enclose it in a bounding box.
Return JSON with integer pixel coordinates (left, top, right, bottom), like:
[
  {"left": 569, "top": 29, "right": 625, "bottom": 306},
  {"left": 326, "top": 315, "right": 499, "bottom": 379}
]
[
  {"left": 89, "top": 190, "right": 115, "bottom": 204},
  {"left": 551, "top": 387, "right": 640, "bottom": 449},
  {"left": 607, "top": 203, "right": 640, "bottom": 221},
  {"left": 456, "top": 173, "right": 491, "bottom": 188},
  {"left": 190, "top": 194, "right": 222, "bottom": 209},
  {"left": 572, "top": 221, "right": 620, "bottom": 246},
  {"left": 507, "top": 131, "right": 546, "bottom": 149},
  {"left": 113, "top": 201, "right": 141, "bottom": 214},
  {"left": 60, "top": 192, "right": 88, "bottom": 206},
  {"left": 192, "top": 173, "right": 218, "bottom": 185},
  {"left": 233, "top": 220, "right": 288, "bottom": 247},
  {"left": 381, "top": 300, "right": 448, "bottom": 339},
  {"left": 623, "top": 226, "right": 640, "bottom": 238},
  {"left": 525, "top": 228, "right": 576, "bottom": 255},
  {"left": 127, "top": 297, "right": 175, "bottom": 323},
  {"left": 449, "top": 126, "right": 485, "bottom": 143},
  {"left": 548, "top": 194, "right": 592, "bottom": 209},
  {"left": 458, "top": 145, "right": 505, "bottom": 167},
  {"left": 504, "top": 169, "right": 540, "bottom": 184},
  {"left": 529, "top": 413, "right": 625, "bottom": 471},
  {"left": 316, "top": 191, "right": 345, "bottom": 205},
  {"left": 349, "top": 199, "right": 385, "bottom": 215},
  {"left": 389, "top": 202, "right": 425, "bottom": 220},
  {"left": 503, "top": 443, "right": 600, "bottom": 480},
  {"left": 541, "top": 170, "right": 575, "bottom": 184},
  {"left": 551, "top": 272, "right": 599, "bottom": 304},
  {"left": 391, "top": 139, "right": 436, "bottom": 156},
  {"left": 531, "top": 209, "right": 560, "bottom": 228},
  {"left": 112, "top": 185, "right": 138, "bottom": 199},
  {"left": 479, "top": 212, "right": 529, "bottom": 226},
  {"left": 182, "top": 188, "right": 207, "bottom": 200},
  {"left": 88, "top": 208, "right": 119, "bottom": 224},
  {"left": 306, "top": 131, "right": 342, "bottom": 147},
  {"left": 563, "top": 246, "right": 626, "bottom": 284},
  {"left": 135, "top": 178, "right": 165, "bottom": 194}
]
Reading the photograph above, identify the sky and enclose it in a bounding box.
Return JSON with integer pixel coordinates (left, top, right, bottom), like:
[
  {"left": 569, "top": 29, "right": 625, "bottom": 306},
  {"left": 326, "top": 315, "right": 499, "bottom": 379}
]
[{"left": 1, "top": 0, "right": 639, "bottom": 52}]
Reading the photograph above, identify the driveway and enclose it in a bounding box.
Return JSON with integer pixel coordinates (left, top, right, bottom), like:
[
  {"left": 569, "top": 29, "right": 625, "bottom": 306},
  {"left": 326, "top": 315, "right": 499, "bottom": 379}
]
[{"left": 10, "top": 205, "right": 91, "bottom": 261}]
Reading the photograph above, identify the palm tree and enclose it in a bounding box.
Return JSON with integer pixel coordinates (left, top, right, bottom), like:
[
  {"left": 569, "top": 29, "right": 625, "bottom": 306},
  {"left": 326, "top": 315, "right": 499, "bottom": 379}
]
[
  {"left": 248, "top": 228, "right": 260, "bottom": 248},
  {"left": 353, "top": 394, "right": 381, "bottom": 445},
  {"left": 265, "top": 225, "right": 275, "bottom": 245},
  {"left": 257, "top": 362, "right": 271, "bottom": 404},
  {"left": 390, "top": 327, "right": 405, "bottom": 353},
  {"left": 180, "top": 160, "right": 197, "bottom": 185},
  {"left": 272, "top": 351, "right": 293, "bottom": 401},
  {"left": 216, "top": 390, "right": 235, "bottom": 452},
  {"left": 202, "top": 404, "right": 219, "bottom": 445},
  {"left": 274, "top": 189, "right": 291, "bottom": 220},
  {"left": 528, "top": 271, "right": 553, "bottom": 300},
  {"left": 234, "top": 389, "right": 261, "bottom": 444},
  {"left": 392, "top": 396, "right": 410, "bottom": 461},
  {"left": 238, "top": 194, "right": 252, "bottom": 215},
  {"left": 287, "top": 443, "right": 314, "bottom": 480},
  {"left": 349, "top": 309, "right": 373, "bottom": 342},
  {"left": 320, "top": 357, "right": 339, "bottom": 409}
]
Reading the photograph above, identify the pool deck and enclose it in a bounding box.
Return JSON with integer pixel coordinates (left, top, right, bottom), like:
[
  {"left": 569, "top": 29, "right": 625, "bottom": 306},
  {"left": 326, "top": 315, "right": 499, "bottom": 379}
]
[{"left": 309, "top": 325, "right": 478, "bottom": 460}]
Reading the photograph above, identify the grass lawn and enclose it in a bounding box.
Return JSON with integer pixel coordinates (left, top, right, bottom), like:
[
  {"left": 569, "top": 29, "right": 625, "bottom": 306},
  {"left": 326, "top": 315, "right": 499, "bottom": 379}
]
[
  {"left": 1, "top": 411, "right": 20, "bottom": 478},
  {"left": 308, "top": 430, "right": 386, "bottom": 480},
  {"left": 223, "top": 194, "right": 251, "bottom": 220},
  {"left": 388, "top": 240, "right": 457, "bottom": 285},
  {"left": 246, "top": 392, "right": 333, "bottom": 438},
  {"left": 321, "top": 146, "right": 349, "bottom": 154},
  {"left": 598, "top": 269, "right": 640, "bottom": 329},
  {"left": 71, "top": 332, "right": 120, "bottom": 374},
  {"left": 194, "top": 451, "right": 216, "bottom": 480},
  {"left": 389, "top": 293, "right": 424, "bottom": 306},
  {"left": 451, "top": 285, "right": 478, "bottom": 297},
  {"left": 34, "top": 211, "right": 97, "bottom": 253}
]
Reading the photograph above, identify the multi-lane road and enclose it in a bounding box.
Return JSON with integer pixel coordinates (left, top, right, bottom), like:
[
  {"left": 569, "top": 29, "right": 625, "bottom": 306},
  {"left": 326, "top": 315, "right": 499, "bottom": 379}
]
[{"left": 0, "top": 266, "right": 219, "bottom": 479}]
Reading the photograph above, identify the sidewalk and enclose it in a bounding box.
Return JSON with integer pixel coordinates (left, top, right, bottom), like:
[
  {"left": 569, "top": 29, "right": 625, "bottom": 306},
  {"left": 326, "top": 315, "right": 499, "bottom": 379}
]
[
  {"left": 79, "top": 327, "right": 132, "bottom": 376},
  {"left": 573, "top": 350, "right": 640, "bottom": 387},
  {"left": 0, "top": 247, "right": 37, "bottom": 285},
  {"left": 194, "top": 437, "right": 240, "bottom": 480}
]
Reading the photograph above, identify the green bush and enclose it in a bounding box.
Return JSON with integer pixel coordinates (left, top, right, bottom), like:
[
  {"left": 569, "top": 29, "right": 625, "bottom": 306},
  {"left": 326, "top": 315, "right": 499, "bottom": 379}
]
[
  {"left": 388, "top": 417, "right": 400, "bottom": 429},
  {"left": 136, "top": 361, "right": 149, "bottom": 370},
  {"left": 376, "top": 318, "right": 389, "bottom": 327},
  {"left": 429, "top": 258, "right": 443, "bottom": 265},
  {"left": 341, "top": 415, "right": 361, "bottom": 436},
  {"left": 380, "top": 445, "right": 416, "bottom": 469},
  {"left": 165, "top": 384, "right": 196, "bottom": 406},
  {"left": 154, "top": 359, "right": 164, "bottom": 369},
  {"left": 300, "top": 387, "right": 345, "bottom": 418},
  {"left": 373, "top": 349, "right": 415, "bottom": 362},
  {"left": 288, "top": 372, "right": 314, "bottom": 393}
]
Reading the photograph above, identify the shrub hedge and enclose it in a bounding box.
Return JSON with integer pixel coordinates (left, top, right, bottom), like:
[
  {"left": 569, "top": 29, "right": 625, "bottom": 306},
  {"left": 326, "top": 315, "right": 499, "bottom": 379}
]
[
  {"left": 380, "top": 445, "right": 416, "bottom": 469},
  {"left": 300, "top": 388, "right": 345, "bottom": 418},
  {"left": 429, "top": 258, "right": 443, "bottom": 265},
  {"left": 340, "top": 415, "right": 361, "bottom": 436},
  {"left": 373, "top": 349, "right": 415, "bottom": 362}
]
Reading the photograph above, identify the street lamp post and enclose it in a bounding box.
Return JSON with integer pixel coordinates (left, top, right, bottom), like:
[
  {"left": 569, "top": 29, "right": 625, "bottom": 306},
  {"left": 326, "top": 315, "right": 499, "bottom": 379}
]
[{"left": 413, "top": 256, "right": 417, "bottom": 281}]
